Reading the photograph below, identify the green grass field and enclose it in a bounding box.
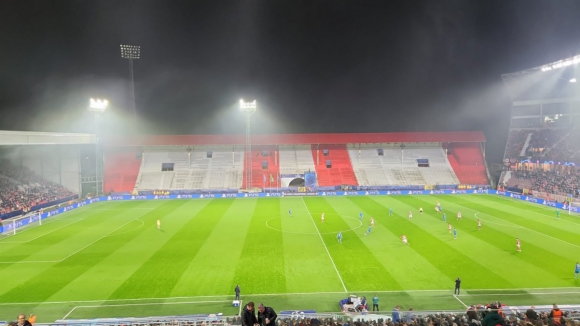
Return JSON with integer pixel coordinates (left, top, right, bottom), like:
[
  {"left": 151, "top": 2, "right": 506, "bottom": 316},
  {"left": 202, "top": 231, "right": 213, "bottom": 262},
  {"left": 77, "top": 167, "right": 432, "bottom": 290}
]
[{"left": 0, "top": 194, "right": 579, "bottom": 322}]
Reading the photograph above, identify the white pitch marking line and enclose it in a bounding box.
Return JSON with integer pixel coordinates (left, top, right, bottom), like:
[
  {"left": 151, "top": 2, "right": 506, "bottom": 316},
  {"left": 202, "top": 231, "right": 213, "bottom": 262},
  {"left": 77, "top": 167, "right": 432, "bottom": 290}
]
[
  {"left": 451, "top": 201, "right": 580, "bottom": 249},
  {"left": 464, "top": 291, "right": 580, "bottom": 296},
  {"left": 0, "top": 207, "right": 156, "bottom": 264},
  {"left": 301, "top": 197, "right": 348, "bottom": 293},
  {"left": 74, "top": 299, "right": 230, "bottom": 309},
  {"left": 525, "top": 210, "right": 580, "bottom": 226},
  {"left": 453, "top": 295, "right": 468, "bottom": 308},
  {"left": 0, "top": 203, "right": 103, "bottom": 241},
  {"left": 104, "top": 219, "right": 145, "bottom": 238},
  {"left": 0, "top": 218, "right": 85, "bottom": 244},
  {"left": 473, "top": 213, "right": 523, "bottom": 229},
  {"left": 2, "top": 286, "right": 580, "bottom": 306},
  {"left": 62, "top": 306, "right": 77, "bottom": 320},
  {"left": 56, "top": 207, "right": 157, "bottom": 262}
]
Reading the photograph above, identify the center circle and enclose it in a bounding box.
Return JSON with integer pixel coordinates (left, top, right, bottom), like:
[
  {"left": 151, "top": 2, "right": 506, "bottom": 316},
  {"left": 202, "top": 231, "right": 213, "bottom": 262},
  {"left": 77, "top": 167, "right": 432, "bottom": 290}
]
[{"left": 265, "top": 213, "right": 364, "bottom": 235}]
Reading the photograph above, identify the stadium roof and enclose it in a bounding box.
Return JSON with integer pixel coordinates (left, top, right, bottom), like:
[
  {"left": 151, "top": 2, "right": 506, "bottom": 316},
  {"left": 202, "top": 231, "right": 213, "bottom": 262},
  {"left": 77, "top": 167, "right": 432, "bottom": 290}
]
[
  {"left": 103, "top": 131, "right": 485, "bottom": 147},
  {"left": 502, "top": 54, "right": 580, "bottom": 101},
  {"left": 0, "top": 130, "right": 95, "bottom": 145}
]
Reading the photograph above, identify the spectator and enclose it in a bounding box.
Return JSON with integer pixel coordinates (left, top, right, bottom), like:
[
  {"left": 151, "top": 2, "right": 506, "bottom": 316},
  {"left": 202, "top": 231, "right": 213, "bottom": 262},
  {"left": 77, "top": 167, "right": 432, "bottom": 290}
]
[
  {"left": 467, "top": 305, "right": 479, "bottom": 322},
  {"left": 16, "top": 314, "right": 32, "bottom": 326},
  {"left": 482, "top": 304, "right": 506, "bottom": 326},
  {"left": 525, "top": 306, "right": 539, "bottom": 322},
  {"left": 550, "top": 304, "right": 563, "bottom": 325},
  {"left": 392, "top": 306, "right": 401, "bottom": 323},
  {"left": 405, "top": 308, "right": 415, "bottom": 324},
  {"left": 257, "top": 303, "right": 277, "bottom": 326},
  {"left": 242, "top": 302, "right": 258, "bottom": 326}
]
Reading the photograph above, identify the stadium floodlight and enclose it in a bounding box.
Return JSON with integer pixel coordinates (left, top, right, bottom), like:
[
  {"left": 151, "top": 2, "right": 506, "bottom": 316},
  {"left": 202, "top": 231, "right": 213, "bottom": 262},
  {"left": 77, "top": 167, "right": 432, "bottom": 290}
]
[
  {"left": 120, "top": 44, "right": 141, "bottom": 117},
  {"left": 120, "top": 45, "right": 141, "bottom": 59},
  {"left": 540, "top": 55, "right": 580, "bottom": 72},
  {"left": 89, "top": 98, "right": 109, "bottom": 113},
  {"left": 570, "top": 78, "right": 577, "bottom": 83},
  {"left": 239, "top": 99, "right": 257, "bottom": 189}
]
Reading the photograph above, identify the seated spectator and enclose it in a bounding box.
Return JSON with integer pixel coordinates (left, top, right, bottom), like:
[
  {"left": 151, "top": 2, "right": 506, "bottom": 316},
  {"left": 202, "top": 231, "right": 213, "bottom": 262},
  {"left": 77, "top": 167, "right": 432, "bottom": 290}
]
[{"left": 0, "top": 161, "right": 76, "bottom": 215}]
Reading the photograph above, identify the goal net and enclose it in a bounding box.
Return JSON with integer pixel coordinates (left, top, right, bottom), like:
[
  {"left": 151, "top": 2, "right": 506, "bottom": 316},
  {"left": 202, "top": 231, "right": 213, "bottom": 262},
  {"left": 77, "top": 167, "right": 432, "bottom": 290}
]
[
  {"left": 567, "top": 200, "right": 580, "bottom": 216},
  {"left": 0, "top": 211, "right": 43, "bottom": 236}
]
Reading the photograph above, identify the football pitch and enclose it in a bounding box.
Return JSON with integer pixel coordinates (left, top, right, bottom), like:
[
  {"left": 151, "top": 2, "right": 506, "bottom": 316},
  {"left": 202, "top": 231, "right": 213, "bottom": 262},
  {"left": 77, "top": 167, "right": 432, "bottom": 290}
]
[{"left": 0, "top": 194, "right": 579, "bottom": 322}]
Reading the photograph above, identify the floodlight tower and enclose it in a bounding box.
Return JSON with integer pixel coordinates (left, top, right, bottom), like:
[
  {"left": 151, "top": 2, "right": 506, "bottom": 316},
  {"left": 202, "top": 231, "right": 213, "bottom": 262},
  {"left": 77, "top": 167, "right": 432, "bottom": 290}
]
[
  {"left": 89, "top": 98, "right": 109, "bottom": 196},
  {"left": 120, "top": 45, "right": 140, "bottom": 117},
  {"left": 239, "top": 99, "right": 257, "bottom": 189}
]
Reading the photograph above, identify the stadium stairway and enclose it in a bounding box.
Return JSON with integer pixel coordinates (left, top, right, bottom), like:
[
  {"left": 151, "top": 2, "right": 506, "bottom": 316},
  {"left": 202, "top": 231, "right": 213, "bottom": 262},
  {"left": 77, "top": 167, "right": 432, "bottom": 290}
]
[
  {"left": 311, "top": 144, "right": 359, "bottom": 186},
  {"left": 104, "top": 149, "right": 142, "bottom": 192},
  {"left": 447, "top": 143, "right": 489, "bottom": 185},
  {"left": 241, "top": 147, "right": 280, "bottom": 189}
]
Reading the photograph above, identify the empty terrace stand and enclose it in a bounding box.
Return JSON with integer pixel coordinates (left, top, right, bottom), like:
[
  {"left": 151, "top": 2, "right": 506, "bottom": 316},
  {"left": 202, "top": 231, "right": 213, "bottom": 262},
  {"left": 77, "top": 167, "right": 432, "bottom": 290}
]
[
  {"left": 447, "top": 143, "right": 489, "bottom": 185},
  {"left": 103, "top": 148, "right": 142, "bottom": 193},
  {"left": 312, "top": 144, "right": 358, "bottom": 186},
  {"left": 134, "top": 147, "right": 244, "bottom": 190},
  {"left": 348, "top": 145, "right": 459, "bottom": 186},
  {"left": 242, "top": 147, "right": 279, "bottom": 189},
  {"left": 278, "top": 145, "right": 316, "bottom": 175}
]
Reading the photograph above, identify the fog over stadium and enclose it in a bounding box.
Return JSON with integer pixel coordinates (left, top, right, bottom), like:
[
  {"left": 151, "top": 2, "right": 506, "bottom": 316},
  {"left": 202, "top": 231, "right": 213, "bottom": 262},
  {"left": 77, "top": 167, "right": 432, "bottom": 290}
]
[{"left": 1, "top": 1, "right": 580, "bottom": 166}]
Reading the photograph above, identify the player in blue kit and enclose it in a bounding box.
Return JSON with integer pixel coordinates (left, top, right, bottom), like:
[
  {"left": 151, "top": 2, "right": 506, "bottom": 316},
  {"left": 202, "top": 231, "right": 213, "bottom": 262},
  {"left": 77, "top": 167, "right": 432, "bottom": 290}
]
[
  {"left": 389, "top": 208, "right": 393, "bottom": 216},
  {"left": 365, "top": 226, "right": 372, "bottom": 236},
  {"left": 337, "top": 231, "right": 343, "bottom": 244},
  {"left": 359, "top": 212, "right": 363, "bottom": 220},
  {"left": 288, "top": 209, "right": 292, "bottom": 216},
  {"left": 575, "top": 262, "right": 580, "bottom": 279},
  {"left": 443, "top": 212, "right": 447, "bottom": 222},
  {"left": 453, "top": 228, "right": 457, "bottom": 239}
]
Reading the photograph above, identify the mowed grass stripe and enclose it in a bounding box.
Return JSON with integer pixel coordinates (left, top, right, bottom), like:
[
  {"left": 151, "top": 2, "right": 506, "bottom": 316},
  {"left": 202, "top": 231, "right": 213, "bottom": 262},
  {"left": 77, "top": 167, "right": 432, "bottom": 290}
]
[
  {"left": 438, "top": 196, "right": 580, "bottom": 265},
  {"left": 0, "top": 202, "right": 107, "bottom": 249},
  {"left": 46, "top": 200, "right": 210, "bottom": 302},
  {"left": 279, "top": 198, "right": 346, "bottom": 293},
  {"left": 408, "top": 196, "right": 570, "bottom": 288},
  {"left": 304, "top": 197, "right": 403, "bottom": 291},
  {"left": 233, "top": 198, "right": 287, "bottom": 294},
  {"left": 369, "top": 196, "right": 516, "bottom": 289},
  {"left": 0, "top": 202, "right": 148, "bottom": 298},
  {"left": 474, "top": 195, "right": 580, "bottom": 231},
  {"left": 451, "top": 196, "right": 580, "bottom": 249},
  {"left": 107, "top": 199, "right": 234, "bottom": 300},
  {"left": 0, "top": 201, "right": 176, "bottom": 303},
  {"left": 169, "top": 198, "right": 258, "bottom": 297},
  {"left": 343, "top": 197, "right": 454, "bottom": 290},
  {"left": 0, "top": 203, "right": 127, "bottom": 263}
]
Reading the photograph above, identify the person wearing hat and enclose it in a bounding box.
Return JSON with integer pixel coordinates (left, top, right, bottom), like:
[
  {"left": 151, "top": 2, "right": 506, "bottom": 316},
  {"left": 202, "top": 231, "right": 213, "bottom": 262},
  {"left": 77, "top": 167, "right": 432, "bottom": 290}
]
[{"left": 550, "top": 303, "right": 563, "bottom": 325}]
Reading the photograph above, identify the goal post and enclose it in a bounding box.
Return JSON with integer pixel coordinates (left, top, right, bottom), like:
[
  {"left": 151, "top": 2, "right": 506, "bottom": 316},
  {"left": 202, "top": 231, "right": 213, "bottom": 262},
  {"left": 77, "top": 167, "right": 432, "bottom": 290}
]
[
  {"left": 0, "top": 211, "right": 42, "bottom": 236},
  {"left": 568, "top": 200, "right": 580, "bottom": 215}
]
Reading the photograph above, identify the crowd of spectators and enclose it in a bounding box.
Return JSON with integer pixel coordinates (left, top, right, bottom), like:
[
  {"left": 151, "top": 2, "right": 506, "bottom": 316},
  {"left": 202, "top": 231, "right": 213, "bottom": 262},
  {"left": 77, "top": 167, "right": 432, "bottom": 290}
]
[
  {"left": 542, "top": 129, "right": 580, "bottom": 163},
  {"left": 505, "top": 130, "right": 530, "bottom": 161},
  {"left": 510, "top": 169, "right": 580, "bottom": 198},
  {"left": 272, "top": 303, "right": 578, "bottom": 326},
  {"left": 0, "top": 161, "right": 76, "bottom": 215},
  {"left": 504, "top": 127, "right": 580, "bottom": 163}
]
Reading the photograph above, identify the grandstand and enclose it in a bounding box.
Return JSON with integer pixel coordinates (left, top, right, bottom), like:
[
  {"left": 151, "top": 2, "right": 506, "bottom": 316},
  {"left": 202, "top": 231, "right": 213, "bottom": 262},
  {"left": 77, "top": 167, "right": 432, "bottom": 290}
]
[
  {"left": 500, "top": 54, "right": 580, "bottom": 201},
  {"left": 103, "top": 132, "right": 490, "bottom": 192}
]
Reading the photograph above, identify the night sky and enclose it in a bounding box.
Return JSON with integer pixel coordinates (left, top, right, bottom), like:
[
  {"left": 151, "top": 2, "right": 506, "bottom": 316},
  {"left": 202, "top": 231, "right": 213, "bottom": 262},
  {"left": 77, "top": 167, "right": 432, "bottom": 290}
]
[{"left": 1, "top": 1, "right": 580, "bottom": 164}]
